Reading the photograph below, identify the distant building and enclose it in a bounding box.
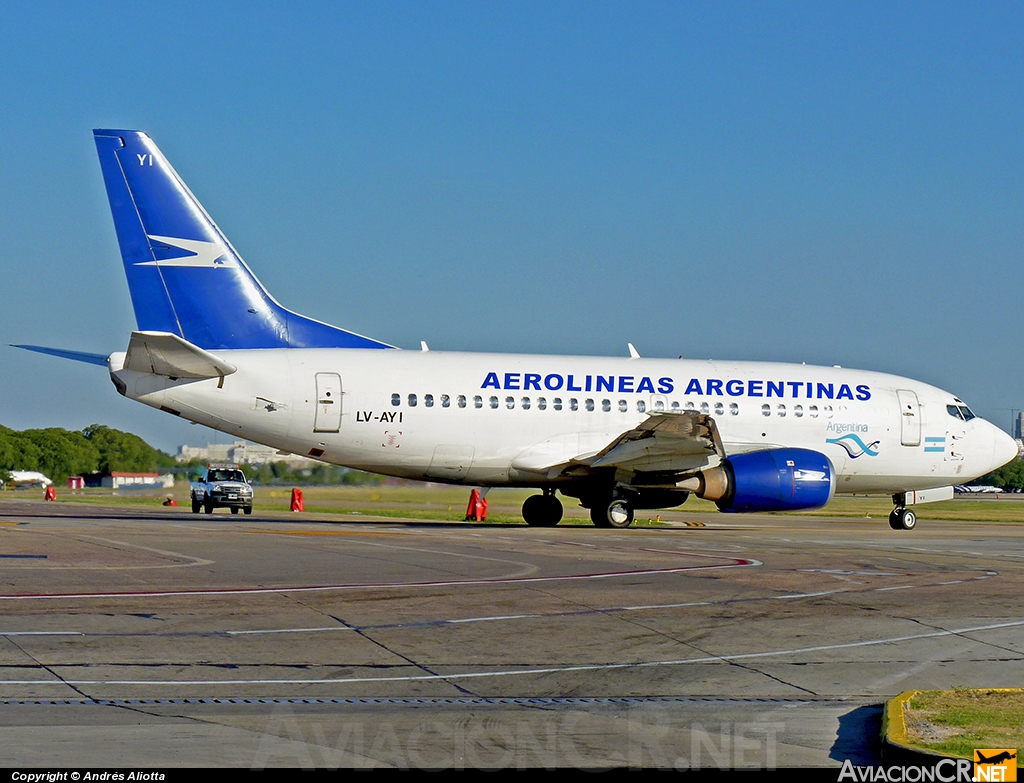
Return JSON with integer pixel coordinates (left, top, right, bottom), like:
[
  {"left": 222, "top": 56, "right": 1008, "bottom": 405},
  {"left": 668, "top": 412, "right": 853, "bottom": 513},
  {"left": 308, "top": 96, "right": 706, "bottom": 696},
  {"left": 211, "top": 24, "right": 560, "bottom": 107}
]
[
  {"left": 176, "top": 440, "right": 318, "bottom": 469},
  {"left": 1015, "top": 412, "right": 1023, "bottom": 441},
  {"left": 102, "top": 472, "right": 175, "bottom": 490}
]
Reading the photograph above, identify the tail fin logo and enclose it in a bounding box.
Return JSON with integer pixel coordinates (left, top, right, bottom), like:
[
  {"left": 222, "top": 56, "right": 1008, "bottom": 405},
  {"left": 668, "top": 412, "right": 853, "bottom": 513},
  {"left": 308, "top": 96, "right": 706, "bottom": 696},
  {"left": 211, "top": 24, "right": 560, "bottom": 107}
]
[{"left": 136, "top": 235, "right": 236, "bottom": 268}]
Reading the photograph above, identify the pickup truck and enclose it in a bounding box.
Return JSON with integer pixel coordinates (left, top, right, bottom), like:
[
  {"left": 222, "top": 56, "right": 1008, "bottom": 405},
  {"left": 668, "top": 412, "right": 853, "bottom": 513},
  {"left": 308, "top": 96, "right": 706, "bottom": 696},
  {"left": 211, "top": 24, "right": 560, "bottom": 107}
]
[{"left": 190, "top": 466, "right": 254, "bottom": 515}]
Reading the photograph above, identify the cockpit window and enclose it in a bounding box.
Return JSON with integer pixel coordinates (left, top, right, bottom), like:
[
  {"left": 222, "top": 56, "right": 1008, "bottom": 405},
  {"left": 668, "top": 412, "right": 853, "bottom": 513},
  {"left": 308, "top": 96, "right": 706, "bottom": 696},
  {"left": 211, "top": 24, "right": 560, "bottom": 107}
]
[
  {"left": 958, "top": 406, "right": 976, "bottom": 421},
  {"left": 947, "top": 404, "right": 977, "bottom": 422},
  {"left": 947, "top": 405, "right": 965, "bottom": 421}
]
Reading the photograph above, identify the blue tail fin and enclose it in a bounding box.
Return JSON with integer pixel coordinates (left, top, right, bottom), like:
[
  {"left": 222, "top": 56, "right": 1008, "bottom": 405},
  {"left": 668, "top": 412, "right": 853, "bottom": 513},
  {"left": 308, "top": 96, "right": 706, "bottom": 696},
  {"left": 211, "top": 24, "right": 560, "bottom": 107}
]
[{"left": 93, "top": 130, "right": 392, "bottom": 351}]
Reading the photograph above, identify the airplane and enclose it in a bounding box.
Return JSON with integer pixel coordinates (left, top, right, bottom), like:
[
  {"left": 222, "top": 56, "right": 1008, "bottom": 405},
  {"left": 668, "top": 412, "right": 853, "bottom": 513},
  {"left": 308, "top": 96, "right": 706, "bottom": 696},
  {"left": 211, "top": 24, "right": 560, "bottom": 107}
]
[
  {"left": 14, "top": 130, "right": 1019, "bottom": 530},
  {"left": 976, "top": 751, "right": 1017, "bottom": 765}
]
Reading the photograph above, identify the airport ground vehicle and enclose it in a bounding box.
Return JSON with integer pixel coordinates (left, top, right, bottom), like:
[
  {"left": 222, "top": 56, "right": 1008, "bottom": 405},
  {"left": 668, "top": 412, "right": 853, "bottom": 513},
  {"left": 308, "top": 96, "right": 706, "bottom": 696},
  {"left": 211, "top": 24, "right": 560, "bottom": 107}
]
[
  {"left": 190, "top": 465, "right": 253, "bottom": 515},
  {"left": 15, "top": 130, "right": 1019, "bottom": 529}
]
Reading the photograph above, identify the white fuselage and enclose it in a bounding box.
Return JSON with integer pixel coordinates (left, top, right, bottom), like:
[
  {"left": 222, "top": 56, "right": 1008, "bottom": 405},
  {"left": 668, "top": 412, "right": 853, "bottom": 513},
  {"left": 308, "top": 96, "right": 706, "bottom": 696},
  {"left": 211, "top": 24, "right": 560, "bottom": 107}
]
[{"left": 110, "top": 348, "right": 1016, "bottom": 496}]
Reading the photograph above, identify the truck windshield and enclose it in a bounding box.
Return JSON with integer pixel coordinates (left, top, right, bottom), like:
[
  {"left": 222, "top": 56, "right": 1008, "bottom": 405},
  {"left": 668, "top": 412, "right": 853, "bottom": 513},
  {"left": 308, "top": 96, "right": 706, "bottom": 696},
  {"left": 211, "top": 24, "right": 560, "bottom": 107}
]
[{"left": 210, "top": 470, "right": 245, "bottom": 482}]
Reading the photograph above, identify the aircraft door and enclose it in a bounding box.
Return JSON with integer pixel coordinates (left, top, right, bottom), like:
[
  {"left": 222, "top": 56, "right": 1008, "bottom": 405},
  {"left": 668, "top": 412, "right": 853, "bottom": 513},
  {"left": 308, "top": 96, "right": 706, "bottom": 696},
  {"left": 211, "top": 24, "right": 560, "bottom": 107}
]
[
  {"left": 313, "top": 372, "right": 343, "bottom": 432},
  {"left": 896, "top": 389, "right": 921, "bottom": 447}
]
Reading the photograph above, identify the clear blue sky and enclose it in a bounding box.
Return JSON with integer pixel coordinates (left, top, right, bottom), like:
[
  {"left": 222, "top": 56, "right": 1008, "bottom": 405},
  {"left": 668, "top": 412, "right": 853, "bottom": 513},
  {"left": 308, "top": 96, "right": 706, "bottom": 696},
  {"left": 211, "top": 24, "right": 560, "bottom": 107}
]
[{"left": 1, "top": 1, "right": 1022, "bottom": 453}]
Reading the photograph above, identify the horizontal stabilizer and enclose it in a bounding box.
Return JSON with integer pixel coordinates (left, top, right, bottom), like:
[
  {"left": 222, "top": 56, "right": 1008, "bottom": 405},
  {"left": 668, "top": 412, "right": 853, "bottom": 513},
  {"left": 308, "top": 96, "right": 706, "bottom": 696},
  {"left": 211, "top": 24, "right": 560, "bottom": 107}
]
[
  {"left": 124, "top": 331, "right": 236, "bottom": 379},
  {"left": 11, "top": 345, "right": 109, "bottom": 367}
]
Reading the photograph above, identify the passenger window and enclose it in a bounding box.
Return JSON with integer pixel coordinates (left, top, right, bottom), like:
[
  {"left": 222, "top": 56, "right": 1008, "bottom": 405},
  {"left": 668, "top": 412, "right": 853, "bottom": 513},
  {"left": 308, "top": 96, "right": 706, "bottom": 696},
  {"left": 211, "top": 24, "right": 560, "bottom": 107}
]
[
  {"left": 441, "top": 394, "right": 450, "bottom": 408},
  {"left": 538, "top": 397, "right": 547, "bottom": 410},
  {"left": 794, "top": 404, "right": 803, "bottom": 418},
  {"left": 618, "top": 399, "right": 628, "bottom": 412},
  {"left": 654, "top": 399, "right": 665, "bottom": 412},
  {"left": 408, "top": 394, "right": 418, "bottom": 407},
  {"left": 671, "top": 401, "right": 680, "bottom": 412},
  {"left": 553, "top": 397, "right": 563, "bottom": 410},
  {"left": 685, "top": 401, "right": 695, "bottom": 411},
  {"left": 729, "top": 403, "right": 738, "bottom": 416},
  {"left": 489, "top": 396, "right": 499, "bottom": 409},
  {"left": 458, "top": 395, "right": 467, "bottom": 408},
  {"left": 570, "top": 398, "right": 579, "bottom": 411},
  {"left": 425, "top": 394, "right": 434, "bottom": 408},
  {"left": 824, "top": 405, "right": 833, "bottom": 418},
  {"left": 474, "top": 395, "right": 483, "bottom": 409},
  {"left": 522, "top": 397, "right": 531, "bottom": 410},
  {"left": 506, "top": 396, "right": 515, "bottom": 410},
  {"left": 714, "top": 402, "right": 724, "bottom": 416},
  {"left": 809, "top": 404, "right": 818, "bottom": 418},
  {"left": 777, "top": 404, "right": 786, "bottom": 417},
  {"left": 391, "top": 393, "right": 401, "bottom": 406},
  {"left": 585, "top": 399, "right": 595, "bottom": 412},
  {"left": 637, "top": 400, "right": 647, "bottom": 413},
  {"left": 761, "top": 404, "right": 771, "bottom": 417},
  {"left": 700, "top": 402, "right": 709, "bottom": 414}
]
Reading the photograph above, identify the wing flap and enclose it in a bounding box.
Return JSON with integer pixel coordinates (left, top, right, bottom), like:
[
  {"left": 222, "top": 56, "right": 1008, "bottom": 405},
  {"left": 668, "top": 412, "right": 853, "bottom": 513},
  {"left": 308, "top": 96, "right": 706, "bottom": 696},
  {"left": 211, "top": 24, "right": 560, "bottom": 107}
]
[
  {"left": 586, "top": 411, "right": 726, "bottom": 471},
  {"left": 123, "top": 331, "right": 236, "bottom": 379}
]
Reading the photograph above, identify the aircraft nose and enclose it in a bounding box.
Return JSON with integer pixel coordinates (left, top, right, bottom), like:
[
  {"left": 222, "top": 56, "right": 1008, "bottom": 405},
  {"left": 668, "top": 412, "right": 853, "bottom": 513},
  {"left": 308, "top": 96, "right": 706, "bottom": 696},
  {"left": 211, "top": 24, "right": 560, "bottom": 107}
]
[{"left": 990, "top": 424, "right": 1019, "bottom": 472}]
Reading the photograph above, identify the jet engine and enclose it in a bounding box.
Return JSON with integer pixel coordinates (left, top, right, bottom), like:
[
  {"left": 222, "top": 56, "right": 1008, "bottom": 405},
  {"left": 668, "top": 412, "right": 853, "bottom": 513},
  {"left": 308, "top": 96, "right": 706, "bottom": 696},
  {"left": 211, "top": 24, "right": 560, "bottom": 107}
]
[{"left": 677, "top": 448, "right": 835, "bottom": 512}]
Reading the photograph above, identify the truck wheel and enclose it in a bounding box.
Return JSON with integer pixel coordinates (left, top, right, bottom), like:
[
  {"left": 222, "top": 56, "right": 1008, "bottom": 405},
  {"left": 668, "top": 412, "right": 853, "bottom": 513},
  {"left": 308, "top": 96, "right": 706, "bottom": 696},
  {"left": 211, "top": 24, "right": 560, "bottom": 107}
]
[
  {"left": 204, "top": 502, "right": 213, "bottom": 514},
  {"left": 231, "top": 507, "right": 239, "bottom": 515},
  {"left": 191, "top": 500, "right": 201, "bottom": 514},
  {"left": 243, "top": 506, "right": 252, "bottom": 515}
]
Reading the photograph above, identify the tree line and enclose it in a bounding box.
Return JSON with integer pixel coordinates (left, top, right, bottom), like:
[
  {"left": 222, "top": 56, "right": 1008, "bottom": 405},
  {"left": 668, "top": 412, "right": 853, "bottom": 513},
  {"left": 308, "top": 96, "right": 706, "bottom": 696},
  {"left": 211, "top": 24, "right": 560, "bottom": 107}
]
[
  {"left": 0, "top": 423, "right": 385, "bottom": 487},
  {"left": 0, "top": 424, "right": 177, "bottom": 484}
]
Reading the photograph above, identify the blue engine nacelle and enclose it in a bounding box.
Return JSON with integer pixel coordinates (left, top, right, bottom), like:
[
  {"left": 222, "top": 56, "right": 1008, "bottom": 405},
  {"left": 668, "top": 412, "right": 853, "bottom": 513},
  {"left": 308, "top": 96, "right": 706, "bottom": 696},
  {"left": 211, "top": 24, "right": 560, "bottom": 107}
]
[{"left": 685, "top": 448, "right": 836, "bottom": 512}]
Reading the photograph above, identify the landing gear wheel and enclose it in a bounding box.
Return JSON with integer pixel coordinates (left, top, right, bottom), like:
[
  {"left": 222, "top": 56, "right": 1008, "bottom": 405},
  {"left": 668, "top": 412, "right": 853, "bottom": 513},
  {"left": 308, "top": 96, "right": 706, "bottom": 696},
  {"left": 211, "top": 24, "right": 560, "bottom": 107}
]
[
  {"left": 522, "top": 494, "right": 562, "bottom": 527},
  {"left": 889, "top": 507, "right": 916, "bottom": 530},
  {"left": 591, "top": 498, "right": 634, "bottom": 529},
  {"left": 191, "top": 500, "right": 201, "bottom": 514}
]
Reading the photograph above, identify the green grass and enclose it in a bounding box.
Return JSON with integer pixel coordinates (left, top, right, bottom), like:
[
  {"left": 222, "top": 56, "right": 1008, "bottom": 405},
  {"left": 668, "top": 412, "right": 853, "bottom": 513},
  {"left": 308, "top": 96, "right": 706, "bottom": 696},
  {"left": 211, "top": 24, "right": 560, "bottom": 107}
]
[
  {"left": 9, "top": 483, "right": 1024, "bottom": 525},
  {"left": 905, "top": 690, "right": 1024, "bottom": 763}
]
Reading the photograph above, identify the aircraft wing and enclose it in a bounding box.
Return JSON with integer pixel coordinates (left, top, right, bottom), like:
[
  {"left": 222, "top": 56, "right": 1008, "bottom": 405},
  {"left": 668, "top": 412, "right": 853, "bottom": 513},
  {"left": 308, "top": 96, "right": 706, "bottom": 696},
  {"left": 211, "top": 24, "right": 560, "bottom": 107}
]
[
  {"left": 558, "top": 411, "right": 726, "bottom": 475},
  {"left": 123, "top": 331, "right": 237, "bottom": 379}
]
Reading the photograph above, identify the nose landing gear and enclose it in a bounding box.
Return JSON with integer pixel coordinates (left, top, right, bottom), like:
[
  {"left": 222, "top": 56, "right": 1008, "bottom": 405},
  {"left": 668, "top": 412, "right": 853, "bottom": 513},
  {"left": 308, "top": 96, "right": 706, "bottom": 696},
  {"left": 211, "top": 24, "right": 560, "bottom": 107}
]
[{"left": 888, "top": 507, "right": 917, "bottom": 530}]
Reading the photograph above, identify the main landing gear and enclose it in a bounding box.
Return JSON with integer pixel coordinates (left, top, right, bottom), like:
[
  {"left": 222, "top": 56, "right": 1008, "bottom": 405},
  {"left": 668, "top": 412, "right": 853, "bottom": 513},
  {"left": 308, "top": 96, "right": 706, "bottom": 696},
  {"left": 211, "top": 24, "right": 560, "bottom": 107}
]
[
  {"left": 590, "top": 496, "right": 634, "bottom": 529},
  {"left": 522, "top": 490, "right": 563, "bottom": 527},
  {"left": 888, "top": 506, "right": 917, "bottom": 531}
]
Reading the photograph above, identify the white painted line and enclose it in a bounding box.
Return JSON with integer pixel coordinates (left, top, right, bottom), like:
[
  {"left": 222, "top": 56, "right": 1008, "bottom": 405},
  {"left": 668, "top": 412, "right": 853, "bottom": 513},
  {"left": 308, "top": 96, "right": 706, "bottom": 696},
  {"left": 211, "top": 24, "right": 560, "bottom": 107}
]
[
  {"left": 0, "top": 558, "right": 759, "bottom": 601},
  {"left": 9, "top": 619, "right": 1023, "bottom": 688},
  {"left": 226, "top": 626, "right": 356, "bottom": 636},
  {"left": 447, "top": 614, "right": 539, "bottom": 624}
]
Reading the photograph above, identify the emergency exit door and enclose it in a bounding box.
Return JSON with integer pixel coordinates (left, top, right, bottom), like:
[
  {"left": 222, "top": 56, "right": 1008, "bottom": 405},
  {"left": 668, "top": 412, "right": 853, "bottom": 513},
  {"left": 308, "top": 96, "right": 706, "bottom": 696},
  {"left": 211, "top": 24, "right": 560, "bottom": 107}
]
[{"left": 314, "top": 373, "right": 343, "bottom": 432}]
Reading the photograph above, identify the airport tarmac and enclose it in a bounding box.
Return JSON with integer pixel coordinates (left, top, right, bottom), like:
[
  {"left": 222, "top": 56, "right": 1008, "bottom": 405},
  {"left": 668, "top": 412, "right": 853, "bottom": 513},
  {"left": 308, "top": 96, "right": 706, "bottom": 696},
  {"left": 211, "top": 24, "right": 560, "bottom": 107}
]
[{"left": 0, "top": 498, "right": 1021, "bottom": 769}]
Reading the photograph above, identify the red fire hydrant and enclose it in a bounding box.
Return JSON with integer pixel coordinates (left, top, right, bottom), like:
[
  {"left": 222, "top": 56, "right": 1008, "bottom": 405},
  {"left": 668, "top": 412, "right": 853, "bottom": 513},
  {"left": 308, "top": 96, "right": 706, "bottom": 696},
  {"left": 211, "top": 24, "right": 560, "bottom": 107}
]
[{"left": 290, "top": 488, "right": 305, "bottom": 512}]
